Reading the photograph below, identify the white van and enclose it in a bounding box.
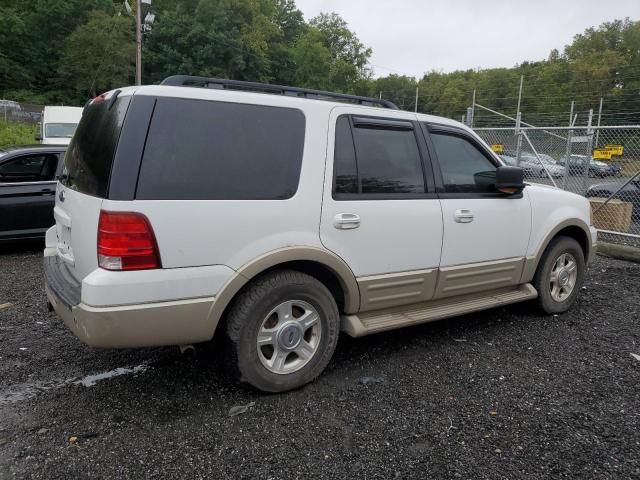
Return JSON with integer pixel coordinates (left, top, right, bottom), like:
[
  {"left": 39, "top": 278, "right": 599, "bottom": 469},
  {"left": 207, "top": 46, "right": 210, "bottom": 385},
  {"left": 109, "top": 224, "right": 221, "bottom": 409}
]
[{"left": 37, "top": 106, "right": 83, "bottom": 145}]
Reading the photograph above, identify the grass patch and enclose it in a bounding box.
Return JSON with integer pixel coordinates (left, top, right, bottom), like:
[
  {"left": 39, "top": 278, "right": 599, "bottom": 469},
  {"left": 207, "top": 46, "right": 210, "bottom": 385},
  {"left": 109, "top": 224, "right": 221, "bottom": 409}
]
[{"left": 0, "top": 121, "right": 38, "bottom": 148}]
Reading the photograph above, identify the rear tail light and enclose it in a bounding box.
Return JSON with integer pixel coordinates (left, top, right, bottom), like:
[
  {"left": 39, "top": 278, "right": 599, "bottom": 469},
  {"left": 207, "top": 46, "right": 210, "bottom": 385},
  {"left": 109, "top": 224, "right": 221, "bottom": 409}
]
[{"left": 97, "top": 210, "right": 161, "bottom": 271}]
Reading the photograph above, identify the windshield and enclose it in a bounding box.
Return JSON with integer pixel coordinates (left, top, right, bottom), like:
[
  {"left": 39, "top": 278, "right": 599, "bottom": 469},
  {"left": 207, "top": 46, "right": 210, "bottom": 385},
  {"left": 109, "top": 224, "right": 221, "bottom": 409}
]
[{"left": 45, "top": 123, "right": 78, "bottom": 138}]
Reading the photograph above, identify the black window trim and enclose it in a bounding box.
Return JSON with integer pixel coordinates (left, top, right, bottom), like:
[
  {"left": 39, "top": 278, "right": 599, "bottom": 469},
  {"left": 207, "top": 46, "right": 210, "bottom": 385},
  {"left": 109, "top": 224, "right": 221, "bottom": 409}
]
[
  {"left": 421, "top": 122, "right": 522, "bottom": 200},
  {"left": 332, "top": 114, "right": 437, "bottom": 201}
]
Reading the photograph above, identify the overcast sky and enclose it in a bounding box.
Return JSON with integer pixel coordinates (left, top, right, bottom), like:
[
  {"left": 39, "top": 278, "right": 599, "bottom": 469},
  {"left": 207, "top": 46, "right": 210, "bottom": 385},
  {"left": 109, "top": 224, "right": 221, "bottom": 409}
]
[{"left": 294, "top": 0, "right": 638, "bottom": 77}]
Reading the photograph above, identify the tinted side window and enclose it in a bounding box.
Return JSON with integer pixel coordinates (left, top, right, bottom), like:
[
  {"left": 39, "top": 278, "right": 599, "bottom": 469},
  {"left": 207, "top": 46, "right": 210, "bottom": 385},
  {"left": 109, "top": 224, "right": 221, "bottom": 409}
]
[
  {"left": 430, "top": 132, "right": 497, "bottom": 193},
  {"left": 0, "top": 154, "right": 58, "bottom": 182},
  {"left": 136, "top": 98, "right": 305, "bottom": 200},
  {"left": 333, "top": 117, "right": 426, "bottom": 196}
]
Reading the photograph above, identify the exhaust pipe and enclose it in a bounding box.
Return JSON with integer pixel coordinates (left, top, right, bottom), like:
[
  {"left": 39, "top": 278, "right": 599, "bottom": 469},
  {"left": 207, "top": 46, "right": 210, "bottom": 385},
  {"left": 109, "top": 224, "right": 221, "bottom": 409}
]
[{"left": 179, "top": 344, "right": 196, "bottom": 356}]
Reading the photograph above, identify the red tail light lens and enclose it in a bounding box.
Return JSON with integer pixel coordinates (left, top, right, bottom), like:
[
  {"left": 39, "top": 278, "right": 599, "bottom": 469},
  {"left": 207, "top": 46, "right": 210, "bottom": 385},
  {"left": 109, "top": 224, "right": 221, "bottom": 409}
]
[{"left": 97, "top": 211, "right": 161, "bottom": 271}]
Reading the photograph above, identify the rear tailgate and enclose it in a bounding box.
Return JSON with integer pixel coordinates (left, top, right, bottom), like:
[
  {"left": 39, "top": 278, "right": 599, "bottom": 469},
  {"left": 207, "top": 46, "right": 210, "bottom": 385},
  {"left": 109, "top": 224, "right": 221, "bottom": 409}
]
[
  {"left": 51, "top": 91, "right": 133, "bottom": 283},
  {"left": 53, "top": 189, "right": 103, "bottom": 280}
]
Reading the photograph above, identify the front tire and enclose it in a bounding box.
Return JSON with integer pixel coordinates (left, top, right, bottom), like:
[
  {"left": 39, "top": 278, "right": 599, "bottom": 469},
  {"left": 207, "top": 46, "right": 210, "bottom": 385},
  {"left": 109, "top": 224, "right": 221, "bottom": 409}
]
[
  {"left": 533, "top": 236, "right": 586, "bottom": 314},
  {"left": 225, "top": 270, "right": 340, "bottom": 392}
]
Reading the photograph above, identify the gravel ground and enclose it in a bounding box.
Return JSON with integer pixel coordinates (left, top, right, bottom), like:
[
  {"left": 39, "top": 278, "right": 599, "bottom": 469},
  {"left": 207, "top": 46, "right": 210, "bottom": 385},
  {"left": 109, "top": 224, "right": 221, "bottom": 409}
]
[{"left": 0, "top": 243, "right": 639, "bottom": 479}]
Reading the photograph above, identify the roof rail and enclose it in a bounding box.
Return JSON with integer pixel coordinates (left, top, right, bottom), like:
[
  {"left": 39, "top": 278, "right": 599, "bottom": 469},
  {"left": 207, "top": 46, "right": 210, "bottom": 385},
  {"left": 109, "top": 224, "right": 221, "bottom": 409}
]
[{"left": 160, "top": 75, "right": 399, "bottom": 110}]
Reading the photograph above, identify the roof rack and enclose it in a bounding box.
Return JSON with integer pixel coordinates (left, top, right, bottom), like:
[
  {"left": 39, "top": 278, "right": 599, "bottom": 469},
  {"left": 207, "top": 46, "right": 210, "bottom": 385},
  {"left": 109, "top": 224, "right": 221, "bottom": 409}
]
[{"left": 160, "top": 75, "right": 399, "bottom": 110}]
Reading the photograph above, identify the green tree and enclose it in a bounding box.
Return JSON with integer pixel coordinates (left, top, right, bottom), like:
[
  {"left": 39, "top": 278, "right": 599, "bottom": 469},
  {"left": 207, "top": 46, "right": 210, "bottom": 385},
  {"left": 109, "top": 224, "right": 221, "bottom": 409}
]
[
  {"left": 309, "top": 12, "right": 372, "bottom": 90},
  {"left": 143, "top": 0, "right": 281, "bottom": 83},
  {"left": 290, "top": 27, "right": 334, "bottom": 90},
  {"left": 58, "top": 11, "right": 135, "bottom": 101},
  {"left": 0, "top": 0, "right": 114, "bottom": 103}
]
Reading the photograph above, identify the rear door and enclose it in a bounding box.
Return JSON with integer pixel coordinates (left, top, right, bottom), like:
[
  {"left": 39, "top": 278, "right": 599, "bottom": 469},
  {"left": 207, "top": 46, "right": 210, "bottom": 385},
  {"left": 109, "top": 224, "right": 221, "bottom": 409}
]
[
  {"left": 320, "top": 108, "right": 443, "bottom": 311},
  {"left": 0, "top": 151, "right": 59, "bottom": 239}
]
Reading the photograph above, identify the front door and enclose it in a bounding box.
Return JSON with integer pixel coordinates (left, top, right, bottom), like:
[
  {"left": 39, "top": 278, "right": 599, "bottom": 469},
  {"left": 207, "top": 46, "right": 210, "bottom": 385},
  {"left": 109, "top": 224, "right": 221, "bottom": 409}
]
[
  {"left": 423, "top": 124, "right": 532, "bottom": 298},
  {"left": 320, "top": 108, "right": 443, "bottom": 312},
  {"left": 0, "top": 152, "right": 60, "bottom": 239}
]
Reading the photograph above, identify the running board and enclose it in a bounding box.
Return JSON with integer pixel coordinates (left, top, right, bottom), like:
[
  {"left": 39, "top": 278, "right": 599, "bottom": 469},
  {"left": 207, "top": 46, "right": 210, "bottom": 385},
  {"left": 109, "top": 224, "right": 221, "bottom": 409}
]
[{"left": 341, "top": 283, "right": 538, "bottom": 337}]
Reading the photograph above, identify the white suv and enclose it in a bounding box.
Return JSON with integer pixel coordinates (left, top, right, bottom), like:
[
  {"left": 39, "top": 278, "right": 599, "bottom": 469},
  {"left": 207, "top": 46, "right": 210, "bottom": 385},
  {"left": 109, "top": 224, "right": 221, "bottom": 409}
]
[{"left": 44, "top": 76, "right": 597, "bottom": 392}]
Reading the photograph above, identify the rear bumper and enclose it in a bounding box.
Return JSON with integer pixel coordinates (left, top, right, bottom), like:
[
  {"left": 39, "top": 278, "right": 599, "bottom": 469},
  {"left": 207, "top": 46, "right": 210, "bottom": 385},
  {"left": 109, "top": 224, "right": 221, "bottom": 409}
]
[{"left": 44, "top": 256, "right": 216, "bottom": 348}]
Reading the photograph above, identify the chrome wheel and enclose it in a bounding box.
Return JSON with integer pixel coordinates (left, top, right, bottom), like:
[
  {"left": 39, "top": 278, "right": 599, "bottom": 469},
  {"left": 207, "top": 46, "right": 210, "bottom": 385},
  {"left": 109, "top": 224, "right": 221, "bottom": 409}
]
[
  {"left": 256, "top": 300, "right": 321, "bottom": 375},
  {"left": 549, "top": 253, "right": 578, "bottom": 302}
]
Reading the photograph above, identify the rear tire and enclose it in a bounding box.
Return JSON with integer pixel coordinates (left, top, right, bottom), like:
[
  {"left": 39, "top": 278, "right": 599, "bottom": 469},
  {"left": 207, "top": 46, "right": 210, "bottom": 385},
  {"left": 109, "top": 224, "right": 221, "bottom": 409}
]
[
  {"left": 533, "top": 236, "right": 585, "bottom": 314},
  {"left": 225, "top": 270, "right": 340, "bottom": 392}
]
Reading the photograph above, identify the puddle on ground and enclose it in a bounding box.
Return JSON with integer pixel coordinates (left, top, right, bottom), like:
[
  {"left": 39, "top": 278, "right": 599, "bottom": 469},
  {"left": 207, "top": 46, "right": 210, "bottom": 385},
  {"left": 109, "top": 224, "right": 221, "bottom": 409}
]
[{"left": 0, "top": 364, "right": 149, "bottom": 406}]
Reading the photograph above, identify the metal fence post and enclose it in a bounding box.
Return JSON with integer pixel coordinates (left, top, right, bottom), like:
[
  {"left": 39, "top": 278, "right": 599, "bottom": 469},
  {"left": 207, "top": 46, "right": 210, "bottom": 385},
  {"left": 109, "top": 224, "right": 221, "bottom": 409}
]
[
  {"left": 470, "top": 89, "right": 476, "bottom": 128},
  {"left": 594, "top": 97, "right": 603, "bottom": 148},
  {"left": 562, "top": 101, "right": 575, "bottom": 190},
  {"left": 515, "top": 111, "right": 522, "bottom": 166},
  {"left": 581, "top": 109, "right": 594, "bottom": 192}
]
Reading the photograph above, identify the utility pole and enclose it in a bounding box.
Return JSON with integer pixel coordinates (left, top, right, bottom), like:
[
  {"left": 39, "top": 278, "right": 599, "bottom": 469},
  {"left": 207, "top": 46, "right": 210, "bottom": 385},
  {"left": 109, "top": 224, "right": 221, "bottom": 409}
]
[
  {"left": 135, "top": 0, "right": 142, "bottom": 85},
  {"left": 414, "top": 86, "right": 419, "bottom": 113}
]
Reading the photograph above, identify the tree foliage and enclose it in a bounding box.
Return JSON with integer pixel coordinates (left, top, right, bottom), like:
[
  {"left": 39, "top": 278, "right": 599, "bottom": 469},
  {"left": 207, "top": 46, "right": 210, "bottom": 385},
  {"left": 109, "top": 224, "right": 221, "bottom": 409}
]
[
  {"left": 365, "top": 18, "right": 640, "bottom": 125},
  {"left": 0, "top": 0, "right": 637, "bottom": 127},
  {"left": 59, "top": 11, "right": 135, "bottom": 99}
]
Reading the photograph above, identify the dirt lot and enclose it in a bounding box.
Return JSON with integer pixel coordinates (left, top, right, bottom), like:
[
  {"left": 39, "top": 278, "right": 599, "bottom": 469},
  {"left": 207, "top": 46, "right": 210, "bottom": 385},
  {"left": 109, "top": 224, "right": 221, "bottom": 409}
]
[{"left": 0, "top": 244, "right": 639, "bottom": 479}]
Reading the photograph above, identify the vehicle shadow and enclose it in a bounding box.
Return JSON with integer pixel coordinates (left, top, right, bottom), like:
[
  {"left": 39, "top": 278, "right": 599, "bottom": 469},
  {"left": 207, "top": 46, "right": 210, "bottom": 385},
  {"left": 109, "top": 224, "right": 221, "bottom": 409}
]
[{"left": 0, "top": 239, "right": 44, "bottom": 255}]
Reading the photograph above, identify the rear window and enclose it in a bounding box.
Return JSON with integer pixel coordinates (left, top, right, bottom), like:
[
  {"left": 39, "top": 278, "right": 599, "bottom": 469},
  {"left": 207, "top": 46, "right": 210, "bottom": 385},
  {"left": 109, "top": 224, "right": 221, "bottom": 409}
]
[
  {"left": 62, "top": 96, "right": 131, "bottom": 197},
  {"left": 135, "top": 98, "right": 305, "bottom": 200}
]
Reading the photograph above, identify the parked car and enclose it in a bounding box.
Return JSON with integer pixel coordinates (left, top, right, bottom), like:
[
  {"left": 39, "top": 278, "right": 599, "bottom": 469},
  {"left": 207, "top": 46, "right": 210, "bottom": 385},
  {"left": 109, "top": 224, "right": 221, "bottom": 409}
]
[
  {"left": 586, "top": 177, "right": 640, "bottom": 221},
  {"left": 558, "top": 154, "right": 621, "bottom": 177},
  {"left": 0, "top": 145, "right": 66, "bottom": 241},
  {"left": 520, "top": 153, "right": 566, "bottom": 178},
  {"left": 499, "top": 154, "right": 537, "bottom": 177},
  {"left": 499, "top": 152, "right": 563, "bottom": 178},
  {"left": 0, "top": 99, "right": 32, "bottom": 122},
  {"left": 44, "top": 77, "right": 596, "bottom": 392},
  {"left": 36, "top": 106, "right": 83, "bottom": 145}
]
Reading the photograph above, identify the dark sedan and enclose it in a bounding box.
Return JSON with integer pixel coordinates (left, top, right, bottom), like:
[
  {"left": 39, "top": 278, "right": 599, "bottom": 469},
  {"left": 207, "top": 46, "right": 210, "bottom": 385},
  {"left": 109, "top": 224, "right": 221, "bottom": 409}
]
[
  {"left": 558, "top": 154, "right": 621, "bottom": 177},
  {"left": 586, "top": 177, "right": 640, "bottom": 221},
  {"left": 0, "top": 145, "right": 66, "bottom": 242}
]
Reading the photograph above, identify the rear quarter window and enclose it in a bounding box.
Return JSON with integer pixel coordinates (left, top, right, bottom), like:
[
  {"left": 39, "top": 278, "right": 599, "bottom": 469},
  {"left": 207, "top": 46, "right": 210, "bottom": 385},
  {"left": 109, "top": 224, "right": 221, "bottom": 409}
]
[{"left": 135, "top": 98, "right": 305, "bottom": 200}]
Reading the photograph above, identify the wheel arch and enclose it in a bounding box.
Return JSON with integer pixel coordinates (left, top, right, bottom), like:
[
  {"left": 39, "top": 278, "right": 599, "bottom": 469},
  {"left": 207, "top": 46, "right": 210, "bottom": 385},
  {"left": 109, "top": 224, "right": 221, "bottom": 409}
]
[
  {"left": 206, "top": 247, "right": 360, "bottom": 339},
  {"left": 521, "top": 219, "right": 591, "bottom": 283}
]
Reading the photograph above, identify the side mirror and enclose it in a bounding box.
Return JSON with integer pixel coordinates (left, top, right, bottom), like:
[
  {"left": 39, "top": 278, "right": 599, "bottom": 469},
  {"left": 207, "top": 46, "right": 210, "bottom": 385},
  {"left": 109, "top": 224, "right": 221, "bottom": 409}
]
[{"left": 495, "top": 166, "right": 525, "bottom": 194}]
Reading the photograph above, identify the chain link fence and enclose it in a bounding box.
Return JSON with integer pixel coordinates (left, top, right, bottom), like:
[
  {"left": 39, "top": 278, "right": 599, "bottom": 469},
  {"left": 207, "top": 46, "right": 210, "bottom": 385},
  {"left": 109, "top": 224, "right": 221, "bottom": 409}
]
[
  {"left": 0, "top": 100, "right": 43, "bottom": 124},
  {"left": 475, "top": 125, "right": 640, "bottom": 245}
]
